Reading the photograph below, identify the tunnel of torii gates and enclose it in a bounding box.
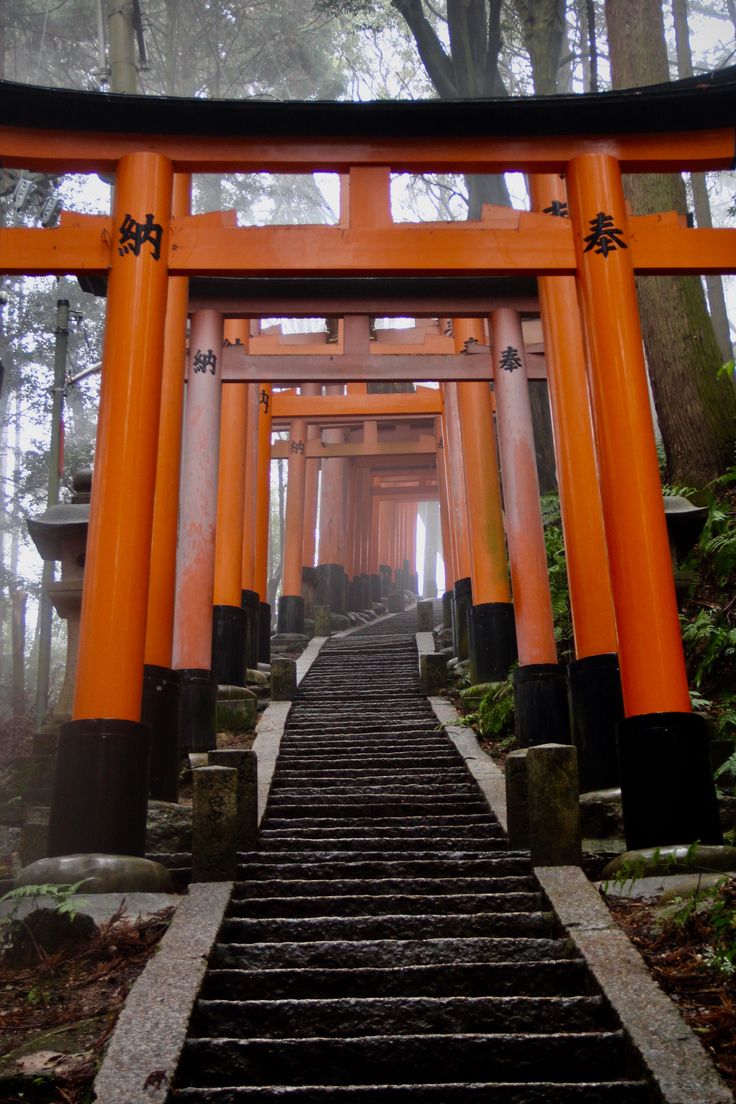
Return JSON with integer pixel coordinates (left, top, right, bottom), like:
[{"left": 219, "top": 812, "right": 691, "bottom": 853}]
[{"left": 2, "top": 65, "right": 736, "bottom": 861}]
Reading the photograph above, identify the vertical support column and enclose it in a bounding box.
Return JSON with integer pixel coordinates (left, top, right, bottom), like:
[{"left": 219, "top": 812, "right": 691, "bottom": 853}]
[
  {"left": 344, "top": 459, "right": 358, "bottom": 611},
  {"left": 530, "top": 174, "right": 623, "bottom": 791},
  {"left": 491, "top": 308, "right": 569, "bottom": 746},
  {"left": 369, "top": 492, "right": 381, "bottom": 601},
  {"left": 442, "top": 382, "right": 473, "bottom": 661},
  {"left": 171, "top": 308, "right": 224, "bottom": 754},
  {"left": 212, "top": 322, "right": 249, "bottom": 687},
  {"left": 566, "top": 153, "right": 720, "bottom": 847},
  {"left": 301, "top": 384, "right": 321, "bottom": 619},
  {"left": 378, "top": 498, "right": 395, "bottom": 596},
  {"left": 278, "top": 415, "right": 307, "bottom": 634},
  {"left": 240, "top": 378, "right": 263, "bottom": 669},
  {"left": 421, "top": 500, "right": 439, "bottom": 599},
  {"left": 317, "top": 387, "right": 348, "bottom": 615},
  {"left": 454, "top": 318, "right": 517, "bottom": 685},
  {"left": 49, "top": 151, "right": 173, "bottom": 857},
  {"left": 435, "top": 418, "right": 455, "bottom": 630},
  {"left": 142, "top": 172, "right": 190, "bottom": 803},
  {"left": 252, "top": 383, "right": 272, "bottom": 664}
]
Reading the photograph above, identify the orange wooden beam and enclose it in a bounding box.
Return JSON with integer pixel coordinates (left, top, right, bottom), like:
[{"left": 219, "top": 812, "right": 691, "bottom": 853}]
[
  {"left": 271, "top": 392, "right": 443, "bottom": 419},
  {"left": 0, "top": 125, "right": 732, "bottom": 175}
]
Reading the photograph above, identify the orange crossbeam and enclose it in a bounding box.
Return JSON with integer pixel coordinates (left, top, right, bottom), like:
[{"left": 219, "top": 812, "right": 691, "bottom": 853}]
[
  {"left": 271, "top": 438, "right": 436, "bottom": 459},
  {"left": 0, "top": 126, "right": 732, "bottom": 174},
  {"left": 271, "top": 392, "right": 443, "bottom": 419}
]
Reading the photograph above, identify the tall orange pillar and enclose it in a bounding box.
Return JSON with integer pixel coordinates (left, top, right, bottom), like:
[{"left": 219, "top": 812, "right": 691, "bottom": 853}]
[
  {"left": 171, "top": 308, "right": 224, "bottom": 753},
  {"left": 49, "top": 151, "right": 173, "bottom": 857},
  {"left": 240, "top": 380, "right": 262, "bottom": 669},
  {"left": 435, "top": 419, "right": 456, "bottom": 630},
  {"left": 301, "top": 384, "right": 322, "bottom": 619},
  {"left": 378, "top": 497, "right": 395, "bottom": 596},
  {"left": 530, "top": 173, "right": 623, "bottom": 790},
  {"left": 278, "top": 415, "right": 308, "bottom": 634},
  {"left": 141, "top": 171, "right": 190, "bottom": 802},
  {"left": 491, "top": 307, "right": 569, "bottom": 746},
  {"left": 317, "top": 386, "right": 348, "bottom": 614},
  {"left": 567, "top": 152, "right": 720, "bottom": 847},
  {"left": 454, "top": 318, "right": 517, "bottom": 684},
  {"left": 211, "top": 321, "right": 250, "bottom": 687},
  {"left": 442, "top": 382, "right": 473, "bottom": 660},
  {"left": 252, "top": 382, "right": 273, "bottom": 663}
]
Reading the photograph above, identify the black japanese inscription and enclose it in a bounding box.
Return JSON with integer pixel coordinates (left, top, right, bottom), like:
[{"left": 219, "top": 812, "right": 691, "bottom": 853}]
[
  {"left": 499, "top": 345, "right": 522, "bottom": 373},
  {"left": 259, "top": 388, "right": 270, "bottom": 413},
  {"left": 223, "top": 337, "right": 244, "bottom": 347},
  {"left": 583, "top": 211, "right": 627, "bottom": 258},
  {"left": 193, "top": 348, "right": 217, "bottom": 375},
  {"left": 118, "top": 213, "right": 164, "bottom": 261},
  {"left": 543, "top": 200, "right": 568, "bottom": 217},
  {"left": 290, "top": 440, "right": 305, "bottom": 454}
]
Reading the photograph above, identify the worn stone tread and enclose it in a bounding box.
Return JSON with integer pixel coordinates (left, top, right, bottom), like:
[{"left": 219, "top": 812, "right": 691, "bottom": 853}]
[
  {"left": 227, "top": 892, "right": 543, "bottom": 918},
  {"left": 172, "top": 1083, "right": 651, "bottom": 1103}
]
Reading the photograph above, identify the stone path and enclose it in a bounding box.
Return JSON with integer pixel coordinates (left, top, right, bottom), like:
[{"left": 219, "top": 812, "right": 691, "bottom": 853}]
[{"left": 172, "top": 609, "right": 652, "bottom": 1101}]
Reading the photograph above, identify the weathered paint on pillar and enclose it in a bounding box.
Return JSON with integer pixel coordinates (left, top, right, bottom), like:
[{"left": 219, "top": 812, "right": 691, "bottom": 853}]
[
  {"left": 441, "top": 383, "right": 472, "bottom": 582},
  {"left": 566, "top": 153, "right": 691, "bottom": 716},
  {"left": 74, "top": 151, "right": 173, "bottom": 721},
  {"left": 435, "top": 418, "right": 456, "bottom": 586},
  {"left": 318, "top": 386, "right": 348, "bottom": 569},
  {"left": 241, "top": 381, "right": 259, "bottom": 592},
  {"left": 253, "top": 383, "right": 273, "bottom": 601},
  {"left": 171, "top": 309, "right": 224, "bottom": 671},
  {"left": 491, "top": 308, "right": 557, "bottom": 667},
  {"left": 369, "top": 493, "right": 380, "bottom": 575},
  {"left": 529, "top": 175, "right": 618, "bottom": 660},
  {"left": 144, "top": 172, "right": 191, "bottom": 671},
  {"left": 282, "top": 416, "right": 308, "bottom": 597},
  {"left": 214, "top": 325, "right": 249, "bottom": 608},
  {"left": 453, "top": 319, "right": 511, "bottom": 606},
  {"left": 301, "top": 384, "right": 322, "bottom": 569}
]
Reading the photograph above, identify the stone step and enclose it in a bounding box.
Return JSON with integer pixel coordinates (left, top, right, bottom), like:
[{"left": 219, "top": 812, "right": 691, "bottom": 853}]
[
  {"left": 219, "top": 912, "right": 554, "bottom": 944},
  {"left": 201, "top": 958, "right": 592, "bottom": 1001},
  {"left": 212, "top": 936, "right": 574, "bottom": 971},
  {"left": 172, "top": 1081, "right": 651, "bottom": 1103},
  {"left": 268, "top": 785, "right": 476, "bottom": 799},
  {"left": 271, "top": 757, "right": 460, "bottom": 770},
  {"left": 272, "top": 768, "right": 467, "bottom": 781},
  {"left": 256, "top": 837, "right": 505, "bottom": 854},
  {"left": 228, "top": 892, "right": 543, "bottom": 919},
  {"left": 259, "top": 814, "right": 496, "bottom": 831},
  {"left": 259, "top": 824, "right": 504, "bottom": 840},
  {"left": 178, "top": 1031, "right": 628, "bottom": 1087},
  {"left": 235, "top": 876, "right": 537, "bottom": 899},
  {"left": 240, "top": 851, "right": 512, "bottom": 867},
  {"left": 238, "top": 857, "right": 531, "bottom": 881},
  {"left": 264, "top": 802, "right": 487, "bottom": 819},
  {"left": 191, "top": 995, "right": 610, "bottom": 1039}
]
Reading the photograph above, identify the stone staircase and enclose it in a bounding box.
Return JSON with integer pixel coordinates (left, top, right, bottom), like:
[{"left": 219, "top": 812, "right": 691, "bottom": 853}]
[{"left": 172, "top": 616, "right": 652, "bottom": 1101}]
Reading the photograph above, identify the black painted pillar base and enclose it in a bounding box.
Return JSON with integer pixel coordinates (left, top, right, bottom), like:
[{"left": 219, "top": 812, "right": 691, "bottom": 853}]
[
  {"left": 513, "top": 663, "right": 571, "bottom": 748},
  {"left": 453, "top": 577, "right": 473, "bottom": 661},
  {"left": 411, "top": 572, "right": 419, "bottom": 595},
  {"left": 301, "top": 565, "right": 318, "bottom": 619},
  {"left": 178, "top": 668, "right": 218, "bottom": 754},
  {"left": 441, "top": 590, "right": 454, "bottom": 631},
  {"left": 568, "top": 652, "right": 623, "bottom": 793},
  {"left": 212, "top": 604, "right": 248, "bottom": 687},
  {"left": 468, "top": 602, "right": 518, "bottom": 685},
  {"left": 619, "top": 711, "right": 723, "bottom": 850},
  {"left": 360, "top": 574, "right": 371, "bottom": 610},
  {"left": 241, "top": 588, "right": 260, "bottom": 671},
  {"left": 316, "top": 563, "right": 347, "bottom": 615},
  {"left": 258, "top": 602, "right": 271, "bottom": 663},
  {"left": 48, "top": 718, "right": 150, "bottom": 857},
  {"left": 379, "top": 565, "right": 391, "bottom": 597},
  {"left": 142, "top": 664, "right": 181, "bottom": 803},
  {"left": 277, "top": 594, "right": 305, "bottom": 634},
  {"left": 371, "top": 574, "right": 381, "bottom": 602},
  {"left": 345, "top": 577, "right": 357, "bottom": 612}
]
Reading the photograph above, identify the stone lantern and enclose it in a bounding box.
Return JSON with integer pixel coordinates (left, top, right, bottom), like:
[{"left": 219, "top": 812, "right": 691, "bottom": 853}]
[
  {"left": 662, "top": 494, "right": 709, "bottom": 607},
  {"left": 27, "top": 469, "right": 91, "bottom": 722}
]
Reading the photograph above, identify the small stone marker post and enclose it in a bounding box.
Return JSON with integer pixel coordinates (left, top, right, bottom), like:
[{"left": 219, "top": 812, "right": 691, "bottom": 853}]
[
  {"left": 192, "top": 766, "right": 238, "bottom": 881},
  {"left": 314, "top": 605, "right": 332, "bottom": 637},
  {"left": 420, "top": 652, "right": 448, "bottom": 695},
  {"left": 209, "top": 749, "right": 258, "bottom": 851},
  {"left": 505, "top": 749, "right": 530, "bottom": 850},
  {"left": 416, "top": 600, "right": 434, "bottom": 631},
  {"left": 271, "top": 656, "right": 297, "bottom": 701},
  {"left": 526, "top": 743, "right": 581, "bottom": 866}
]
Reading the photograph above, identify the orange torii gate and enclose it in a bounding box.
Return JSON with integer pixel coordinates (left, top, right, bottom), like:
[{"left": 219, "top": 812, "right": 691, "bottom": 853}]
[{"left": 2, "top": 68, "right": 735, "bottom": 856}]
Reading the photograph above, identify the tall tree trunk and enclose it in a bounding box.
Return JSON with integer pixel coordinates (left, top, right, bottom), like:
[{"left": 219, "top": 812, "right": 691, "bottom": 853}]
[
  {"left": 605, "top": 0, "right": 736, "bottom": 487},
  {"left": 672, "top": 0, "right": 733, "bottom": 365}
]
